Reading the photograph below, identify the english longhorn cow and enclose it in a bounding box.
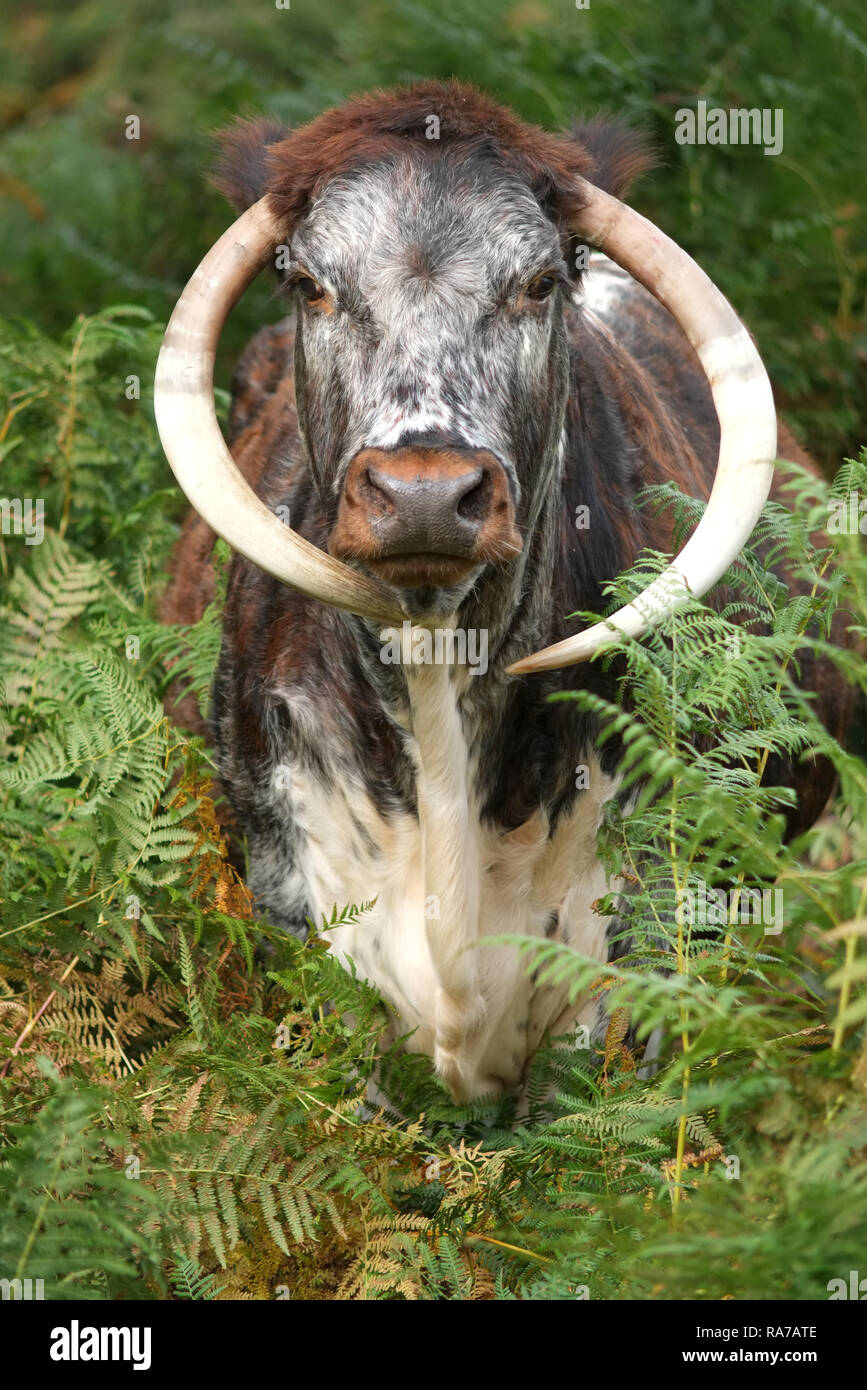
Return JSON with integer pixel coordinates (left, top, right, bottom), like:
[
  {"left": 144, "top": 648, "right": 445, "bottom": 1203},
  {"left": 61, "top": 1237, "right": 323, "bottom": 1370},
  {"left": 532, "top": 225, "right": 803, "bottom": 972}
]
[{"left": 157, "top": 80, "right": 850, "bottom": 1104}]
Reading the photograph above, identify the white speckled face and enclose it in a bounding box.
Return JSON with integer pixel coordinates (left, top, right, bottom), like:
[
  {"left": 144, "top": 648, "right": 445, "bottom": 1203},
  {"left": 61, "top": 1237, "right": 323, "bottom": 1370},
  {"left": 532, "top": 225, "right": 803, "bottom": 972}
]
[{"left": 285, "top": 153, "right": 573, "bottom": 529}]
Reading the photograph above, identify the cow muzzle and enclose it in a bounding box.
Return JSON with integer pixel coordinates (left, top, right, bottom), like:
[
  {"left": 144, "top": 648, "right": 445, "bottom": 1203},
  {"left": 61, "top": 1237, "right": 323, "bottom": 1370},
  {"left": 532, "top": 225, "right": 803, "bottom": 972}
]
[{"left": 328, "top": 446, "right": 522, "bottom": 589}]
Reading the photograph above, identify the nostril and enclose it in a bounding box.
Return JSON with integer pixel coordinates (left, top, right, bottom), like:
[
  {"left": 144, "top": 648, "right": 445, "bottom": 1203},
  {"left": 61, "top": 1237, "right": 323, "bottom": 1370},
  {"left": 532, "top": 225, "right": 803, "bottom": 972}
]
[
  {"left": 456, "top": 470, "right": 490, "bottom": 526},
  {"left": 364, "top": 466, "right": 397, "bottom": 509}
]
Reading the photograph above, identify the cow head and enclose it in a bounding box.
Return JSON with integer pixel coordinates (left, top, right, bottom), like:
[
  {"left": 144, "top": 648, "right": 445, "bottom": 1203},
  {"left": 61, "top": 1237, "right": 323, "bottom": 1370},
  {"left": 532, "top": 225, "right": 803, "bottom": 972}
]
[
  {"left": 287, "top": 153, "right": 552, "bottom": 619},
  {"left": 213, "top": 86, "right": 652, "bottom": 618},
  {"left": 154, "top": 81, "right": 776, "bottom": 666}
]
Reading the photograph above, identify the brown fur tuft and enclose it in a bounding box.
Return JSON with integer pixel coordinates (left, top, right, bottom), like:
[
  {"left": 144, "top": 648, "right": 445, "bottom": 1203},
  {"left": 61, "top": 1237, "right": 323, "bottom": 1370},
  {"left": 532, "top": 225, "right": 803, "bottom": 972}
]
[
  {"left": 212, "top": 115, "right": 288, "bottom": 211},
  {"left": 211, "top": 80, "right": 654, "bottom": 234},
  {"left": 567, "top": 118, "right": 656, "bottom": 198}
]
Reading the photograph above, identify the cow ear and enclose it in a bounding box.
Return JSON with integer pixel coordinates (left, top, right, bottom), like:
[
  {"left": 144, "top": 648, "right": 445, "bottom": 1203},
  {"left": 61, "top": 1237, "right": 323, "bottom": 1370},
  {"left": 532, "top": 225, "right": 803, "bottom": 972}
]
[
  {"left": 211, "top": 116, "right": 288, "bottom": 211},
  {"left": 567, "top": 119, "right": 657, "bottom": 199}
]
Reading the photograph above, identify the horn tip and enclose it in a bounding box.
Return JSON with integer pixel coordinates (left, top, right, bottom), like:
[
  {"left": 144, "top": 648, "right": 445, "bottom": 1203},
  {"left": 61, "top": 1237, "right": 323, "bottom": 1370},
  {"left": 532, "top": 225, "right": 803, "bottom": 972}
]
[{"left": 505, "top": 649, "right": 593, "bottom": 676}]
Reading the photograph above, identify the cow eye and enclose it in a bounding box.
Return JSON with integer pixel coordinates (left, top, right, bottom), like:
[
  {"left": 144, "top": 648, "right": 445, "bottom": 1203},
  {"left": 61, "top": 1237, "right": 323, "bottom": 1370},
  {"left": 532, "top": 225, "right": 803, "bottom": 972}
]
[
  {"left": 294, "top": 275, "right": 325, "bottom": 303},
  {"left": 526, "top": 272, "right": 557, "bottom": 301}
]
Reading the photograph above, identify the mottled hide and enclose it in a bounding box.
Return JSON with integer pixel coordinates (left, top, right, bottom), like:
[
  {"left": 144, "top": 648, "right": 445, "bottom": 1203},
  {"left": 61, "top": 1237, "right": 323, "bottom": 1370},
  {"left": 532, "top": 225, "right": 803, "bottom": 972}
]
[{"left": 161, "top": 82, "right": 850, "bottom": 1103}]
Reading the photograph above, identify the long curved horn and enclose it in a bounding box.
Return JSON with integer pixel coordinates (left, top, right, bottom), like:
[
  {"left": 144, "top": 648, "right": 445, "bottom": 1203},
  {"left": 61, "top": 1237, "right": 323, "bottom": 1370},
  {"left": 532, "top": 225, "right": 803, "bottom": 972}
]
[
  {"left": 154, "top": 198, "right": 403, "bottom": 625},
  {"left": 506, "top": 179, "right": 776, "bottom": 676}
]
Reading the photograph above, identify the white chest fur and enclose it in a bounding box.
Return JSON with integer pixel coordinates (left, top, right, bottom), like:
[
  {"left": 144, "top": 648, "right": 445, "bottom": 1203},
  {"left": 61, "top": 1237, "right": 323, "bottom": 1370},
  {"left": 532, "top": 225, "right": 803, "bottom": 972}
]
[{"left": 272, "top": 655, "right": 619, "bottom": 1102}]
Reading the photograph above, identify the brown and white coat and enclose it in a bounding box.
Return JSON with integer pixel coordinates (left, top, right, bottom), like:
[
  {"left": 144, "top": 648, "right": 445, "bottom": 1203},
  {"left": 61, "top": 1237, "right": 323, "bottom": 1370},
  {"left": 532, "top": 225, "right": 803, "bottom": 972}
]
[{"left": 159, "top": 82, "right": 849, "bottom": 1102}]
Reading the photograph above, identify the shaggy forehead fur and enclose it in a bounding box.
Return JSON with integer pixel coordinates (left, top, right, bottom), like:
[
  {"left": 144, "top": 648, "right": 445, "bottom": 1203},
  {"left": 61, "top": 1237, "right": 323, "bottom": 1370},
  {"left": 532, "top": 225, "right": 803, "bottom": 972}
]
[{"left": 213, "top": 77, "right": 653, "bottom": 227}]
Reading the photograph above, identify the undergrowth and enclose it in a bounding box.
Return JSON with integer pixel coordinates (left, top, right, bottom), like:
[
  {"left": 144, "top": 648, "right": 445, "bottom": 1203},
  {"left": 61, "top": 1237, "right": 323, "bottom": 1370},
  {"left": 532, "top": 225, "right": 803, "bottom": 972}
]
[{"left": 0, "top": 310, "right": 866, "bottom": 1300}]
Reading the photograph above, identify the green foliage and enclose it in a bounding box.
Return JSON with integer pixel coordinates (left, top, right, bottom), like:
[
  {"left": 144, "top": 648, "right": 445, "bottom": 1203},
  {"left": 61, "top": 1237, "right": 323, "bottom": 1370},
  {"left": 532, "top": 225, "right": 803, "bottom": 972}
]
[
  {"left": 0, "top": 309, "right": 171, "bottom": 580},
  {"left": 1, "top": 304, "right": 865, "bottom": 1298},
  {"left": 169, "top": 1256, "right": 217, "bottom": 1301},
  {"left": 0, "top": 1060, "right": 165, "bottom": 1299}
]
